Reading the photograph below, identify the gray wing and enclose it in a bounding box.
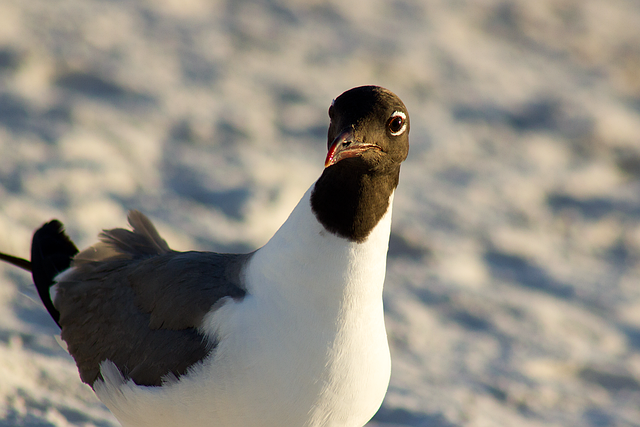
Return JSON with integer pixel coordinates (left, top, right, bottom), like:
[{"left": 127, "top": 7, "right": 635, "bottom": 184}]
[{"left": 54, "top": 211, "right": 249, "bottom": 387}]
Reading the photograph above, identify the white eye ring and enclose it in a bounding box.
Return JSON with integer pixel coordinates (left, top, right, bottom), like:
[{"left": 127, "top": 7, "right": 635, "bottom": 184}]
[{"left": 388, "top": 111, "right": 407, "bottom": 136}]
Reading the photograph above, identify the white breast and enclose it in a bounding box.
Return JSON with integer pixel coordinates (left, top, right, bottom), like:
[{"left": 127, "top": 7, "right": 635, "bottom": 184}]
[{"left": 94, "top": 187, "right": 393, "bottom": 427}]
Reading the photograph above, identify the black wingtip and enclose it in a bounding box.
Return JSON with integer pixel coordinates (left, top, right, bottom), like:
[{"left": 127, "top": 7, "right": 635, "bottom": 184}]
[
  {"left": 30, "top": 220, "right": 79, "bottom": 327},
  {"left": 0, "top": 252, "right": 32, "bottom": 272}
]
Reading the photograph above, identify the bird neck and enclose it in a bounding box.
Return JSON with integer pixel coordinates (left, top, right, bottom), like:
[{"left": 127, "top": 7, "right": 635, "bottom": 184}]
[
  {"left": 310, "top": 161, "right": 400, "bottom": 243},
  {"left": 246, "top": 185, "right": 394, "bottom": 309}
]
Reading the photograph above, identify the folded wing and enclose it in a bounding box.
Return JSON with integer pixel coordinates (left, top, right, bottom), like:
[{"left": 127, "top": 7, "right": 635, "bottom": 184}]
[{"left": 53, "top": 211, "right": 249, "bottom": 387}]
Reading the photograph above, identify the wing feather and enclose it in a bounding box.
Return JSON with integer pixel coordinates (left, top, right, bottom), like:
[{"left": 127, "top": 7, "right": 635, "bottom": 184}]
[{"left": 54, "top": 211, "right": 250, "bottom": 387}]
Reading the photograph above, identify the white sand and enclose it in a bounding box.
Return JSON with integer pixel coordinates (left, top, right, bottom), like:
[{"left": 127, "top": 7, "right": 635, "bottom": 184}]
[{"left": 1, "top": 0, "right": 639, "bottom": 425}]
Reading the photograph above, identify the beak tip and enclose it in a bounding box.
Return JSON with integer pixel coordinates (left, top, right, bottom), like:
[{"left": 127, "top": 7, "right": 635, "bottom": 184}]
[{"left": 324, "top": 145, "right": 338, "bottom": 168}]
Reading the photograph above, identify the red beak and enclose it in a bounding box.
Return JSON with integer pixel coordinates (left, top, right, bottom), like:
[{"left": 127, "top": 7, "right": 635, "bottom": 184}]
[{"left": 324, "top": 128, "right": 379, "bottom": 168}]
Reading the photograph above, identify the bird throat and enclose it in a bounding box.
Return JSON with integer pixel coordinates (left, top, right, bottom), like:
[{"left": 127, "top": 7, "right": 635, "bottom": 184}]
[{"left": 310, "top": 160, "right": 400, "bottom": 243}]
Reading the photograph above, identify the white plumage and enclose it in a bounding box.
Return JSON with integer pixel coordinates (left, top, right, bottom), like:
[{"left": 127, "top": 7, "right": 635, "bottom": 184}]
[{"left": 94, "top": 189, "right": 394, "bottom": 427}]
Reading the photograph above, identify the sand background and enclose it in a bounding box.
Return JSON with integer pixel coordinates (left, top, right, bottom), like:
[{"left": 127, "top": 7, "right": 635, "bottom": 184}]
[{"left": 0, "top": 0, "right": 639, "bottom": 426}]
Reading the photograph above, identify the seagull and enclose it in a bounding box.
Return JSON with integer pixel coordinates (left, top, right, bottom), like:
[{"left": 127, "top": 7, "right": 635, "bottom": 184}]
[{"left": 0, "top": 85, "right": 410, "bottom": 427}]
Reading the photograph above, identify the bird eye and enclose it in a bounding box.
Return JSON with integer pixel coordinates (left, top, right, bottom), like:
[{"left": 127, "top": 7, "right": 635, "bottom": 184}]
[{"left": 387, "top": 111, "right": 407, "bottom": 136}]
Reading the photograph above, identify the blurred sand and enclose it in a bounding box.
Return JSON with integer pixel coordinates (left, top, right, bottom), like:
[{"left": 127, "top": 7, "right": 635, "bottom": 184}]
[{"left": 1, "top": 0, "right": 639, "bottom": 426}]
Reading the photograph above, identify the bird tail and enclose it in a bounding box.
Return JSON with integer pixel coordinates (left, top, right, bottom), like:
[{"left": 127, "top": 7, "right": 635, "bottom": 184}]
[
  {"left": 0, "top": 220, "right": 79, "bottom": 327},
  {"left": 30, "top": 220, "right": 79, "bottom": 327}
]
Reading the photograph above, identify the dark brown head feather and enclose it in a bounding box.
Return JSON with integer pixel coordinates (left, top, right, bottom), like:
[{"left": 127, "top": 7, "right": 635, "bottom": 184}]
[{"left": 311, "top": 86, "right": 409, "bottom": 242}]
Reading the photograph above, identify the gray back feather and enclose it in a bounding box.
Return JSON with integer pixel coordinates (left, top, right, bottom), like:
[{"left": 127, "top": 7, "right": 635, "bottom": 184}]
[
  {"left": 54, "top": 210, "right": 250, "bottom": 387},
  {"left": 100, "top": 210, "right": 171, "bottom": 257},
  {"left": 74, "top": 210, "right": 170, "bottom": 264}
]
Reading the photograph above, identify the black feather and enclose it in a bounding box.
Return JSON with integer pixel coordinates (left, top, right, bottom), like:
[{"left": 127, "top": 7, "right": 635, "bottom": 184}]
[
  {"left": 0, "top": 252, "right": 32, "bottom": 271},
  {"left": 30, "top": 220, "right": 79, "bottom": 327}
]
